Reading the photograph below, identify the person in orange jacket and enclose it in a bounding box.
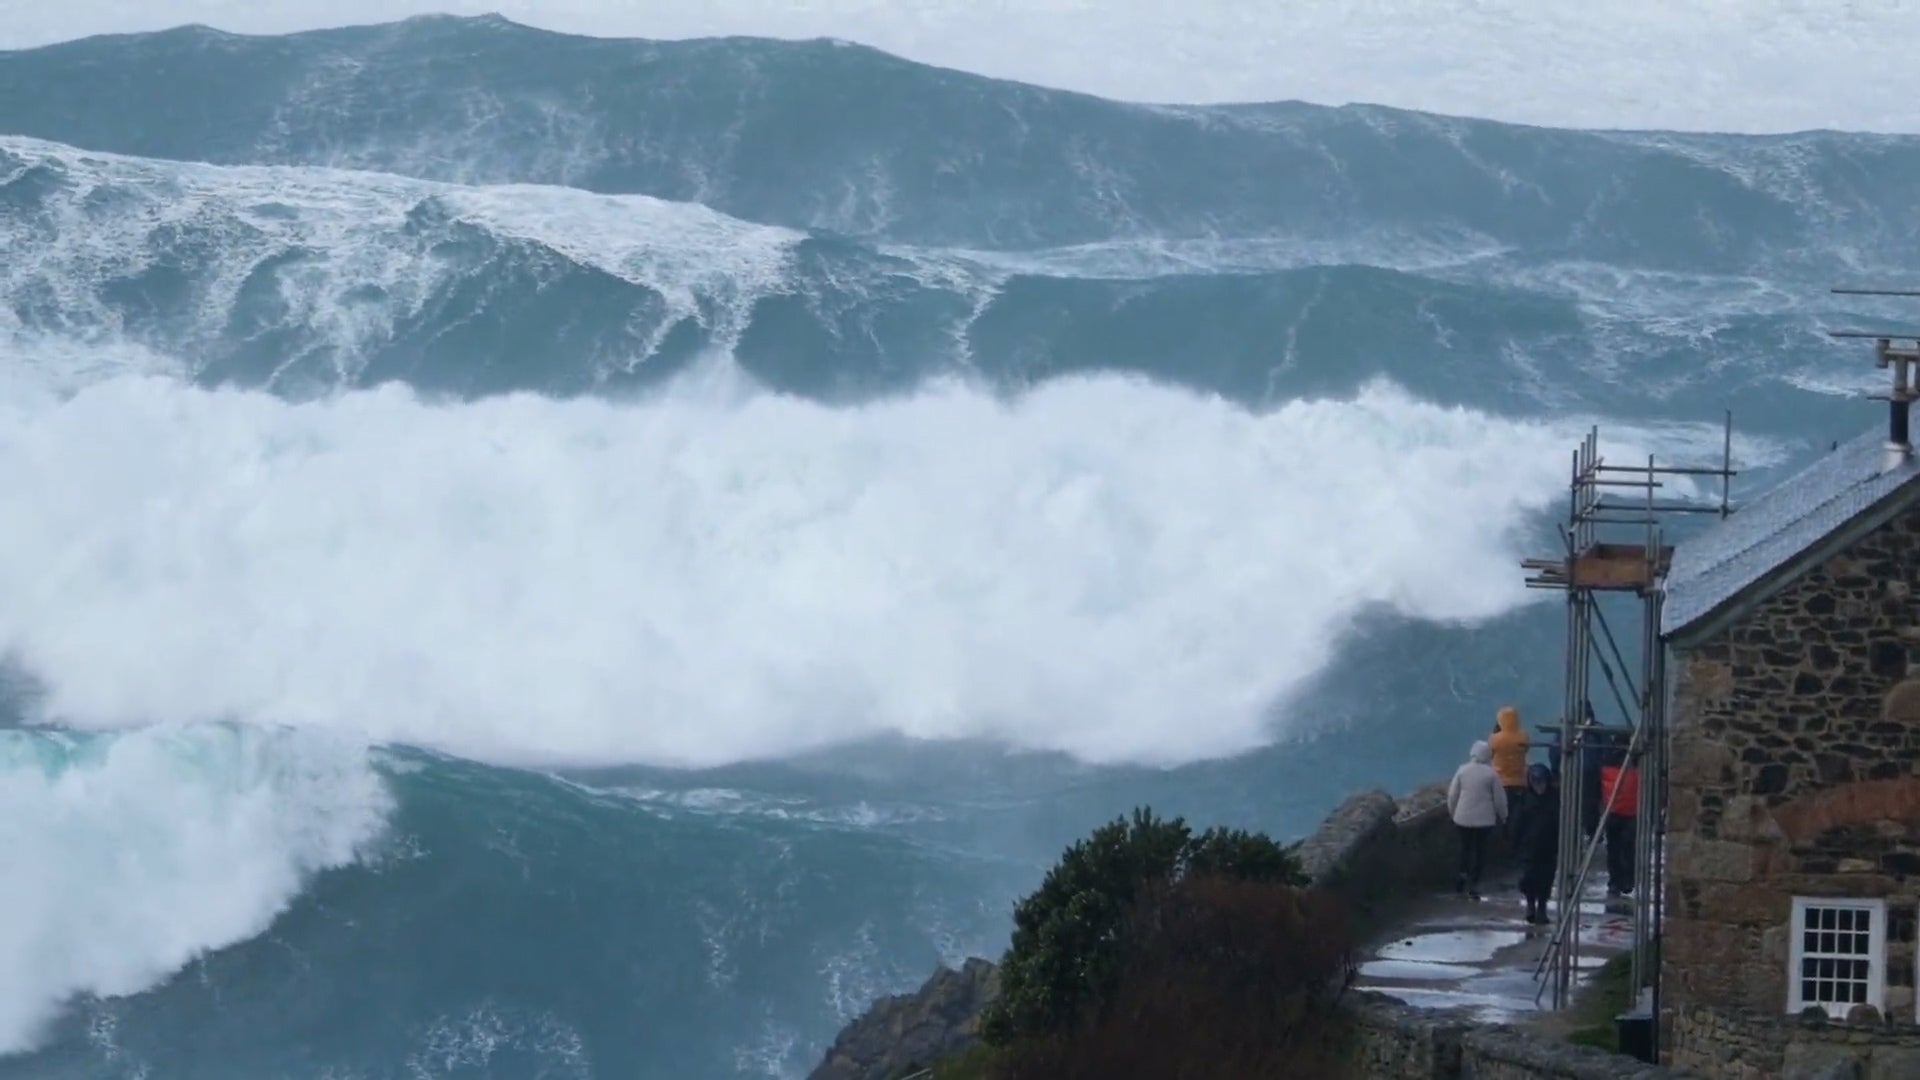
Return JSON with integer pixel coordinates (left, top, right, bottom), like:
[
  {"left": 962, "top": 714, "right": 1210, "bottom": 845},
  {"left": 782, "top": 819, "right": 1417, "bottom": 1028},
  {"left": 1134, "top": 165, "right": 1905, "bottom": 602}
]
[{"left": 1488, "top": 706, "right": 1530, "bottom": 834}]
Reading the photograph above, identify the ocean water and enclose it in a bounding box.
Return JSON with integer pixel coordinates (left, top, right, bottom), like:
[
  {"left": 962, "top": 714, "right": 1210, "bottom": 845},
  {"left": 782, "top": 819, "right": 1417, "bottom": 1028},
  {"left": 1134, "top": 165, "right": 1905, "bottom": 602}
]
[{"left": 2, "top": 14, "right": 1917, "bottom": 1079}]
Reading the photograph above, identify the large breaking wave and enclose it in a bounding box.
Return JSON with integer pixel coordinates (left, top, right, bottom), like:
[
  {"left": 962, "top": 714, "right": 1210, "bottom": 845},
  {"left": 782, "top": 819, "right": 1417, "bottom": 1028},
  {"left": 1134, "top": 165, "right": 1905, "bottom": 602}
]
[{"left": 3, "top": 367, "right": 1596, "bottom": 768}]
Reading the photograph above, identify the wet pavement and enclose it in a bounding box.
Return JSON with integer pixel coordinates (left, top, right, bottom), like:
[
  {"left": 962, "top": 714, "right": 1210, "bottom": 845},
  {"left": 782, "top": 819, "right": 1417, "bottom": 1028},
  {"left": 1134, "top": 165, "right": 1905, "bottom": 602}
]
[{"left": 1352, "top": 869, "right": 1636, "bottom": 1023}]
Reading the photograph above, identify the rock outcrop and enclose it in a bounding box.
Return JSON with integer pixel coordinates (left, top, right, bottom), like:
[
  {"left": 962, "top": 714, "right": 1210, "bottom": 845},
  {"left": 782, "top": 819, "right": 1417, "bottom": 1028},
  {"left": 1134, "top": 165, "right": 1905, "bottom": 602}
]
[
  {"left": 1292, "top": 788, "right": 1399, "bottom": 887},
  {"left": 808, "top": 957, "right": 1000, "bottom": 1080}
]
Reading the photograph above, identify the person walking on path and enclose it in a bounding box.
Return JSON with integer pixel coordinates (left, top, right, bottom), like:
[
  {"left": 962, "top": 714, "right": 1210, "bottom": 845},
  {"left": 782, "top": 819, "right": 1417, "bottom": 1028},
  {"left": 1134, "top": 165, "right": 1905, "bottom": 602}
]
[
  {"left": 1447, "top": 739, "right": 1508, "bottom": 900},
  {"left": 1488, "top": 705, "right": 1529, "bottom": 839},
  {"left": 1512, "top": 763, "right": 1560, "bottom": 925}
]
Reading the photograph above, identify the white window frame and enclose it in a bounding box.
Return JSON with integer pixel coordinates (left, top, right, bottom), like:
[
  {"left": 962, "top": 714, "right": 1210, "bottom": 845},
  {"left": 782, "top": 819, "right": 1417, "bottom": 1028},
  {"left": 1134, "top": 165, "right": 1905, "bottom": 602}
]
[{"left": 1787, "top": 896, "right": 1887, "bottom": 1018}]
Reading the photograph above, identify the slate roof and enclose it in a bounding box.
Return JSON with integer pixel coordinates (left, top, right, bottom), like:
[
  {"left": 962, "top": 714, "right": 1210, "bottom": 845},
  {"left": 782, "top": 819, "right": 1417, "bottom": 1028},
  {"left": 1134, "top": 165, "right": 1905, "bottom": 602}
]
[{"left": 1661, "top": 427, "right": 1920, "bottom": 639}]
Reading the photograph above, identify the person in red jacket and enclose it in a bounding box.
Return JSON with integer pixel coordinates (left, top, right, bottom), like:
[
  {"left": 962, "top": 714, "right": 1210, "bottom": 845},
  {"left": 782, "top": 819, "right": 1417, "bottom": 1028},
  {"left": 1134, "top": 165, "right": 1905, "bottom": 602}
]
[{"left": 1599, "top": 744, "right": 1639, "bottom": 898}]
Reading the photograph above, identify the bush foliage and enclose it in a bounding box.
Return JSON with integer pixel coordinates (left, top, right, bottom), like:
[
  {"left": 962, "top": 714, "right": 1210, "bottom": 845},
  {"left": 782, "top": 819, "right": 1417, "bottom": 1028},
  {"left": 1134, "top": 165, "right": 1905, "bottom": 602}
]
[
  {"left": 977, "top": 806, "right": 1310, "bottom": 1047},
  {"left": 992, "top": 877, "right": 1354, "bottom": 1078}
]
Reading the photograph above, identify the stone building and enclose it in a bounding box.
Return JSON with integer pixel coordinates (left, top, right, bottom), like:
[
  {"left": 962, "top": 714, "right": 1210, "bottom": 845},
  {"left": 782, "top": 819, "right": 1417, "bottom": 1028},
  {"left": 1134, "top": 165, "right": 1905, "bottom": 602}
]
[{"left": 1659, "top": 413, "right": 1920, "bottom": 1078}]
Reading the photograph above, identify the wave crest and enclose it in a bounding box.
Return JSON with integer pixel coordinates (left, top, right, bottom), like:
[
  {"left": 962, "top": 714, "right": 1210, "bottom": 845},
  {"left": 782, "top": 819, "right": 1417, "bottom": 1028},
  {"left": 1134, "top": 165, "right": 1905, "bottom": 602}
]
[
  {"left": 1, "top": 368, "right": 1589, "bottom": 768},
  {"left": 0, "top": 724, "right": 390, "bottom": 1054}
]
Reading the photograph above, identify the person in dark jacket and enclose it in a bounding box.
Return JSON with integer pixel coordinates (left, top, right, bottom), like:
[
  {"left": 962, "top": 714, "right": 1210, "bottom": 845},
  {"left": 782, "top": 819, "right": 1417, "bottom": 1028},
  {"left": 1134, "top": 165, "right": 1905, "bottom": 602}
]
[{"left": 1512, "top": 762, "right": 1559, "bottom": 925}]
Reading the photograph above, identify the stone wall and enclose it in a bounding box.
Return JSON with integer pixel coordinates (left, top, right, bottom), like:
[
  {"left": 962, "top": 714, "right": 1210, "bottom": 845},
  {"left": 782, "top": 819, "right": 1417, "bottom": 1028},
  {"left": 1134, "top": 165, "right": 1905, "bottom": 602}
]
[
  {"left": 1335, "top": 994, "right": 1693, "bottom": 1079},
  {"left": 1670, "top": 1004, "right": 1920, "bottom": 1080},
  {"left": 1664, "top": 503, "right": 1920, "bottom": 1072},
  {"left": 1459, "top": 1024, "right": 1685, "bottom": 1079},
  {"left": 1336, "top": 993, "right": 1469, "bottom": 1078},
  {"left": 1297, "top": 780, "right": 1506, "bottom": 914}
]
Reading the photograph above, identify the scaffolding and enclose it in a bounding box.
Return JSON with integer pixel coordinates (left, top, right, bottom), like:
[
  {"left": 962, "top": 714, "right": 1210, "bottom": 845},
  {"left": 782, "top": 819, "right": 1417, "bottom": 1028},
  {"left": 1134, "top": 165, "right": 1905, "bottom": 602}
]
[
  {"left": 1518, "top": 417, "right": 1737, "bottom": 1055},
  {"left": 1506, "top": 286, "right": 1916, "bottom": 1061}
]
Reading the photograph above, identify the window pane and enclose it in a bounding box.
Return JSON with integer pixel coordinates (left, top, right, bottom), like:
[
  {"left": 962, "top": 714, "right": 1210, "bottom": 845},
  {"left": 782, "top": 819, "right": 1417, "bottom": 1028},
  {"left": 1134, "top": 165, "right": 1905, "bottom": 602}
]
[{"left": 1791, "top": 901, "right": 1883, "bottom": 1017}]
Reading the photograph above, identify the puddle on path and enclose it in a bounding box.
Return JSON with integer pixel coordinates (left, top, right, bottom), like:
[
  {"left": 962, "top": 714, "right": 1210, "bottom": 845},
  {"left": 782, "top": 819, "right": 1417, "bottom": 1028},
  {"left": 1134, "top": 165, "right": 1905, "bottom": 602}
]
[{"left": 1373, "top": 928, "right": 1528, "bottom": 965}]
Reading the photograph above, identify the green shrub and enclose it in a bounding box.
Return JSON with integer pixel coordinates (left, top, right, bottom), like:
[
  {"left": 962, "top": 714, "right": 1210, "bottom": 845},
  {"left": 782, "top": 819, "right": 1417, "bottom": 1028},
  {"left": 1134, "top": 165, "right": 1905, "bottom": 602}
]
[
  {"left": 978, "top": 807, "right": 1306, "bottom": 1046},
  {"left": 991, "top": 877, "right": 1353, "bottom": 1079}
]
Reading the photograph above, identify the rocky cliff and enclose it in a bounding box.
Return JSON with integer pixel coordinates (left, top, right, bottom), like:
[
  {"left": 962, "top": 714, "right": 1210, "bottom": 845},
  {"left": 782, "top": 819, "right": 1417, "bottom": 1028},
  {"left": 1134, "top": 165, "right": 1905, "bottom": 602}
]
[{"left": 808, "top": 957, "right": 1000, "bottom": 1080}]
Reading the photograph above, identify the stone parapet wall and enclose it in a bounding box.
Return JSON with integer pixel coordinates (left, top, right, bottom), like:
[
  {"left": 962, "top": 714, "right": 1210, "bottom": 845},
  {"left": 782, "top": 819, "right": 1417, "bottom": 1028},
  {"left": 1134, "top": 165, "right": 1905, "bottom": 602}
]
[
  {"left": 1460, "top": 1024, "right": 1684, "bottom": 1079},
  {"left": 1336, "top": 993, "right": 1469, "bottom": 1078},
  {"left": 1335, "top": 995, "right": 1696, "bottom": 1079},
  {"left": 1669, "top": 1004, "right": 1920, "bottom": 1080},
  {"left": 1296, "top": 782, "right": 1505, "bottom": 906}
]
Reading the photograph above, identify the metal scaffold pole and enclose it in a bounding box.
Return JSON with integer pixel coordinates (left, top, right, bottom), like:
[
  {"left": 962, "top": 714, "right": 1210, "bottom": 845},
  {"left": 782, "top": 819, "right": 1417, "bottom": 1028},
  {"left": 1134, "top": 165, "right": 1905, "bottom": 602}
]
[{"left": 1519, "top": 416, "right": 1738, "bottom": 1060}]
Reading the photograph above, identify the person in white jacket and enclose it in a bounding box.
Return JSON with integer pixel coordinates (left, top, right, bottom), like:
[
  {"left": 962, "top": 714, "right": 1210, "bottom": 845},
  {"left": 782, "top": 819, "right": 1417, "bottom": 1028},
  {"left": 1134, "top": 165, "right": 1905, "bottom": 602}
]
[{"left": 1447, "top": 739, "right": 1508, "bottom": 899}]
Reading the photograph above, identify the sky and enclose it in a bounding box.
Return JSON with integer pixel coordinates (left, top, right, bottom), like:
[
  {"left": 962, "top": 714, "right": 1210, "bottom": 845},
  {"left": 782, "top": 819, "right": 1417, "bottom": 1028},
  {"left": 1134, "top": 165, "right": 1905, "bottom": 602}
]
[{"left": 0, "top": 1, "right": 1915, "bottom": 134}]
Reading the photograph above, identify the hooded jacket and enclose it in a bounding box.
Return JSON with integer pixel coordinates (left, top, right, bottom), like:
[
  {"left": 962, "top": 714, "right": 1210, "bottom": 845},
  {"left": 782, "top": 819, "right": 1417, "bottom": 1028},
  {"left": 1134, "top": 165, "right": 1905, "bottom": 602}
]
[
  {"left": 1513, "top": 763, "right": 1560, "bottom": 895},
  {"left": 1447, "top": 740, "right": 1509, "bottom": 829},
  {"left": 1489, "top": 705, "right": 1529, "bottom": 788},
  {"left": 1514, "top": 765, "right": 1559, "bottom": 866}
]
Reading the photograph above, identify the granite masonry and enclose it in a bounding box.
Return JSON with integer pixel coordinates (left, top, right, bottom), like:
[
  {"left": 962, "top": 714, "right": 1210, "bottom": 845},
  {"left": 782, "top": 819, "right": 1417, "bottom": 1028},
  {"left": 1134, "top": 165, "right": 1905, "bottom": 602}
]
[
  {"left": 1338, "top": 992, "right": 1686, "bottom": 1080},
  {"left": 1663, "top": 498, "right": 1920, "bottom": 1076},
  {"left": 1669, "top": 1003, "right": 1920, "bottom": 1080}
]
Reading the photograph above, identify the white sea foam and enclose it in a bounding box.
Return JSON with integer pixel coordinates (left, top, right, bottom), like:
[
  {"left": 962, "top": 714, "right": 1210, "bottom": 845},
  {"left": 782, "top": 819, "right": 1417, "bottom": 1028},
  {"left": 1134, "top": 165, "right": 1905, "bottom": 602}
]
[
  {"left": 0, "top": 135, "right": 802, "bottom": 378},
  {"left": 1781, "top": 367, "right": 1889, "bottom": 399},
  {"left": 942, "top": 229, "right": 1514, "bottom": 281},
  {"left": 0, "top": 724, "right": 390, "bottom": 1055},
  {"left": 603, "top": 784, "right": 946, "bottom": 829},
  {"left": 0, "top": 353, "right": 1708, "bottom": 769}
]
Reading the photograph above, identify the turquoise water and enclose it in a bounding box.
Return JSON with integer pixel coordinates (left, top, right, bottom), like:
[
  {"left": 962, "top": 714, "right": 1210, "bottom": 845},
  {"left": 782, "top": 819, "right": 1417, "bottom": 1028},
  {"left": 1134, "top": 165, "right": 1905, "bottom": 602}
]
[{"left": 2, "top": 14, "right": 1918, "bottom": 1079}]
